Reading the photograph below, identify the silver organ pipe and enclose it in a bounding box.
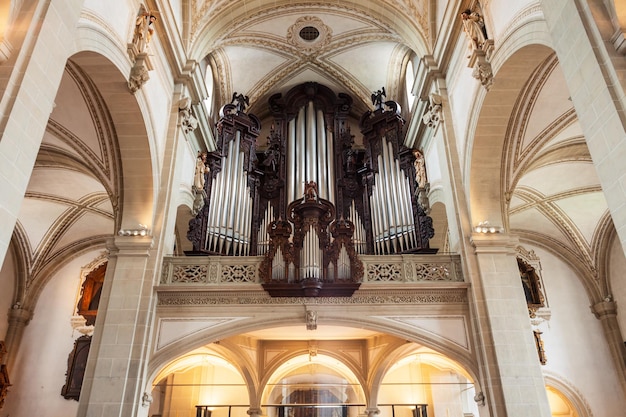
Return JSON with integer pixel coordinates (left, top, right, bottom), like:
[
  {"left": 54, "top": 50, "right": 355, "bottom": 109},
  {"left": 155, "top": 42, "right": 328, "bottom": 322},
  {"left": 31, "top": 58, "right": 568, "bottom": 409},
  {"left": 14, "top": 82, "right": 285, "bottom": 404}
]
[
  {"left": 257, "top": 202, "right": 274, "bottom": 255},
  {"left": 271, "top": 245, "right": 285, "bottom": 280},
  {"left": 316, "top": 107, "right": 327, "bottom": 199},
  {"left": 349, "top": 200, "right": 366, "bottom": 254},
  {"left": 296, "top": 106, "right": 306, "bottom": 197},
  {"left": 286, "top": 101, "right": 333, "bottom": 201},
  {"left": 370, "top": 137, "right": 416, "bottom": 254},
  {"left": 204, "top": 132, "right": 253, "bottom": 255},
  {"left": 287, "top": 120, "right": 296, "bottom": 206},
  {"left": 384, "top": 139, "right": 404, "bottom": 250},
  {"left": 326, "top": 128, "right": 335, "bottom": 206},
  {"left": 337, "top": 246, "right": 350, "bottom": 280},
  {"left": 300, "top": 224, "right": 321, "bottom": 279},
  {"left": 306, "top": 101, "right": 317, "bottom": 184}
]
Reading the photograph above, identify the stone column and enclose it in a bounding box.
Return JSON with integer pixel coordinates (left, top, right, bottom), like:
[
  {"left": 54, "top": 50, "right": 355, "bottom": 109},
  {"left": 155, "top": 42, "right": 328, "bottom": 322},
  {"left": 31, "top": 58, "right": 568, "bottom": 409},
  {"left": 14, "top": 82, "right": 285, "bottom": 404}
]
[
  {"left": 591, "top": 300, "right": 626, "bottom": 395},
  {"left": 470, "top": 233, "right": 551, "bottom": 417},
  {"left": 541, "top": 1, "right": 626, "bottom": 256},
  {"left": 2, "top": 306, "right": 31, "bottom": 368},
  {"left": 77, "top": 236, "right": 154, "bottom": 417}
]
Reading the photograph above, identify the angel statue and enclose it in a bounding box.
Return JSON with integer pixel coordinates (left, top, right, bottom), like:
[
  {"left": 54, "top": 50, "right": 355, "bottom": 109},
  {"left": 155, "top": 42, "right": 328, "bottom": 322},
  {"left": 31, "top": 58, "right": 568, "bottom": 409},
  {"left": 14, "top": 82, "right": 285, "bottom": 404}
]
[
  {"left": 232, "top": 92, "right": 250, "bottom": 113},
  {"left": 371, "top": 87, "right": 386, "bottom": 110}
]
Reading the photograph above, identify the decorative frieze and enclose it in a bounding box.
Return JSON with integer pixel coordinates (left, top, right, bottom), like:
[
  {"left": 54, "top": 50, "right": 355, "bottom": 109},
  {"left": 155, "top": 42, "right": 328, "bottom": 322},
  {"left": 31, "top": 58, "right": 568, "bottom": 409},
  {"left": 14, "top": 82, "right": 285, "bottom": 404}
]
[{"left": 156, "top": 288, "right": 468, "bottom": 306}]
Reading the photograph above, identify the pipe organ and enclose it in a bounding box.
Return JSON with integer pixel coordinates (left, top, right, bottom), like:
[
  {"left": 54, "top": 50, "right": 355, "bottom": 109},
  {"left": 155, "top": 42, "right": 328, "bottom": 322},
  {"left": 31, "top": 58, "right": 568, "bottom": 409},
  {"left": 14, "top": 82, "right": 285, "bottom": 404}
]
[{"left": 188, "top": 82, "right": 435, "bottom": 296}]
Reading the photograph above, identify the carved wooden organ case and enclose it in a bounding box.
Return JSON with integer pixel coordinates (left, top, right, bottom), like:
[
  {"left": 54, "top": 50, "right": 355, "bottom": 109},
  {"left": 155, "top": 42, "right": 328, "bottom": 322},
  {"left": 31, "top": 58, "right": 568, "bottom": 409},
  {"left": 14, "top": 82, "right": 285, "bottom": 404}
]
[{"left": 188, "top": 82, "right": 435, "bottom": 296}]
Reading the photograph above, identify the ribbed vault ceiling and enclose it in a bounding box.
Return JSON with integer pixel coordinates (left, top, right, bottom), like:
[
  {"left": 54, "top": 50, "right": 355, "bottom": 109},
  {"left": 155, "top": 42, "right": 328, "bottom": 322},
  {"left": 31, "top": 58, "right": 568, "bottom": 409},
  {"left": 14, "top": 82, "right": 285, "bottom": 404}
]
[{"left": 9, "top": 2, "right": 614, "bottom": 309}]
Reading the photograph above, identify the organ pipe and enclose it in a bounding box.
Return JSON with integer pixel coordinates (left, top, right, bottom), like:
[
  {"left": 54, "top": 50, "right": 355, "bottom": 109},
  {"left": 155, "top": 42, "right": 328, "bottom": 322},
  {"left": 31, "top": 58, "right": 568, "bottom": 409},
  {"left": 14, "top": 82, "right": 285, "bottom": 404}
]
[
  {"left": 205, "top": 131, "right": 252, "bottom": 256},
  {"left": 369, "top": 135, "right": 417, "bottom": 254},
  {"left": 317, "top": 108, "right": 327, "bottom": 199},
  {"left": 287, "top": 121, "right": 296, "bottom": 206},
  {"left": 286, "top": 101, "right": 332, "bottom": 201}
]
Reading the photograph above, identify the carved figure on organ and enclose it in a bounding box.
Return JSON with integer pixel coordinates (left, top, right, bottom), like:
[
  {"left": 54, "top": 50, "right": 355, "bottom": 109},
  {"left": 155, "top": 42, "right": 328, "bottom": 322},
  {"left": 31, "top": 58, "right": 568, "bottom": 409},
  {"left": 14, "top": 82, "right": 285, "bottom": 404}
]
[
  {"left": 304, "top": 181, "right": 319, "bottom": 201},
  {"left": 194, "top": 151, "right": 209, "bottom": 190},
  {"left": 231, "top": 92, "right": 250, "bottom": 113},
  {"left": 371, "top": 87, "right": 386, "bottom": 110}
]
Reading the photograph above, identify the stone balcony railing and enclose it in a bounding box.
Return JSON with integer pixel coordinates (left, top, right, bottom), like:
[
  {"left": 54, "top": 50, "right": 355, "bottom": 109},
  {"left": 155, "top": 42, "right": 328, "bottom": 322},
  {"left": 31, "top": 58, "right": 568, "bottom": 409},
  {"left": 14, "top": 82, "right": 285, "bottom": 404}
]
[{"left": 159, "top": 254, "right": 464, "bottom": 286}]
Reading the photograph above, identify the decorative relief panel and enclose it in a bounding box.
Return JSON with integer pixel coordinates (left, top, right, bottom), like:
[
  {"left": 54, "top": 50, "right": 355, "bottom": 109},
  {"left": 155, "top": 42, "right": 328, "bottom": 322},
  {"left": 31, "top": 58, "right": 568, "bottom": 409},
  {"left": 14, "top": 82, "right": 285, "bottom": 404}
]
[
  {"left": 160, "top": 255, "right": 464, "bottom": 285},
  {"left": 157, "top": 289, "right": 467, "bottom": 306}
]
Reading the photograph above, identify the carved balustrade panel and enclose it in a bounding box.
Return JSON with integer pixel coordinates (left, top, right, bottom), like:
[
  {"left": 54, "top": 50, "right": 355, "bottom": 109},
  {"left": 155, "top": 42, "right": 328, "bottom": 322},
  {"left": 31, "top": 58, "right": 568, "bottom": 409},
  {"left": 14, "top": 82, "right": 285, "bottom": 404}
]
[{"left": 160, "top": 255, "right": 463, "bottom": 286}]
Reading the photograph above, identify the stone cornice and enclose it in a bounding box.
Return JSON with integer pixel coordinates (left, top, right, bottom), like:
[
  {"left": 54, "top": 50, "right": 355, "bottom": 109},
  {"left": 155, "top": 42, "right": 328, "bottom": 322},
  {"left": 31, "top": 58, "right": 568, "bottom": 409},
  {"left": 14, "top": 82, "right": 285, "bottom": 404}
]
[{"left": 156, "top": 286, "right": 468, "bottom": 306}]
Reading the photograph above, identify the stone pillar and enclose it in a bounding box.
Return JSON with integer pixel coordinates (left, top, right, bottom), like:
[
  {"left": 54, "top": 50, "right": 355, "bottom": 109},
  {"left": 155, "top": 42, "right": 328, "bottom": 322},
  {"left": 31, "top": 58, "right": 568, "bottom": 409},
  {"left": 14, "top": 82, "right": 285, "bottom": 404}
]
[
  {"left": 470, "top": 233, "right": 551, "bottom": 417},
  {"left": 77, "top": 236, "right": 154, "bottom": 417},
  {"left": 540, "top": 1, "right": 626, "bottom": 257},
  {"left": 2, "top": 306, "right": 31, "bottom": 368},
  {"left": 591, "top": 300, "right": 626, "bottom": 395}
]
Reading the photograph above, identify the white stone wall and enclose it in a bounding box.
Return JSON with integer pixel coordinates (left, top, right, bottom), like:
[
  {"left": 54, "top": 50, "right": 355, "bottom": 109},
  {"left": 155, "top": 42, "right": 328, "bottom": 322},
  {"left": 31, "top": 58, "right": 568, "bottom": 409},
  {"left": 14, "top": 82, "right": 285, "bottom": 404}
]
[
  {"left": 2, "top": 251, "right": 103, "bottom": 417},
  {"left": 531, "top": 245, "right": 626, "bottom": 416}
]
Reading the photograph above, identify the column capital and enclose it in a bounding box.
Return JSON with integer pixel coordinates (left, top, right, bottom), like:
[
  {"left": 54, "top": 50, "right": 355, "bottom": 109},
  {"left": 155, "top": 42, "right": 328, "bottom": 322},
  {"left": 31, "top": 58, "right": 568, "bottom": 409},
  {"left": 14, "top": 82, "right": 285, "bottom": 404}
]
[
  {"left": 8, "top": 305, "right": 32, "bottom": 325},
  {"left": 470, "top": 233, "right": 519, "bottom": 255},
  {"left": 591, "top": 300, "right": 617, "bottom": 319},
  {"left": 106, "top": 235, "right": 153, "bottom": 256}
]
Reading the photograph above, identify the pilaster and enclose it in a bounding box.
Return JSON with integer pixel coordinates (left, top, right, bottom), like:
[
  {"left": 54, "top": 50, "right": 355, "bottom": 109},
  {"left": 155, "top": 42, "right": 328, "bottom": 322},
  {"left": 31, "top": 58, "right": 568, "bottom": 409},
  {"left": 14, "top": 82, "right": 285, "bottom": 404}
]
[
  {"left": 78, "top": 236, "right": 154, "bottom": 417},
  {"left": 470, "top": 233, "right": 551, "bottom": 417},
  {"left": 591, "top": 300, "right": 626, "bottom": 395},
  {"left": 2, "top": 306, "right": 31, "bottom": 369}
]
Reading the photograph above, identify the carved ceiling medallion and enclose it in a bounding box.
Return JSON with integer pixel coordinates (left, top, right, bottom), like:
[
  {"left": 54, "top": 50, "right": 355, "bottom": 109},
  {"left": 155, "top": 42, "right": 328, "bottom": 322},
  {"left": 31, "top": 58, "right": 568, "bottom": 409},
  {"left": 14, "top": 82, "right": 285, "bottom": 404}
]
[{"left": 287, "top": 16, "right": 332, "bottom": 53}]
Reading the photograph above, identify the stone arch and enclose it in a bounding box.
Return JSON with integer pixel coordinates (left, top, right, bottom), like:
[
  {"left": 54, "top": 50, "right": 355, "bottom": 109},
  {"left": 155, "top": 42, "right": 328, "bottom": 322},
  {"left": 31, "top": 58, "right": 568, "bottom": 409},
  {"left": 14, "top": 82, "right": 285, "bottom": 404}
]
[
  {"left": 366, "top": 340, "right": 480, "bottom": 408},
  {"left": 188, "top": 1, "right": 431, "bottom": 64},
  {"left": 543, "top": 372, "right": 594, "bottom": 417},
  {"left": 146, "top": 313, "right": 480, "bottom": 402},
  {"left": 68, "top": 19, "right": 158, "bottom": 231},
  {"left": 259, "top": 351, "right": 367, "bottom": 409},
  {"left": 151, "top": 344, "right": 258, "bottom": 410},
  {"left": 467, "top": 14, "right": 554, "bottom": 229},
  {"left": 66, "top": 50, "right": 155, "bottom": 232},
  {"left": 146, "top": 321, "right": 480, "bottom": 417}
]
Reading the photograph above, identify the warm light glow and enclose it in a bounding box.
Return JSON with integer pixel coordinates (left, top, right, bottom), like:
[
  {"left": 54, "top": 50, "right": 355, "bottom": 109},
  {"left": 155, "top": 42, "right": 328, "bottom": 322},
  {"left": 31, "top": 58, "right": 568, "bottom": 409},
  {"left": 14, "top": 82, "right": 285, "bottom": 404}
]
[
  {"left": 0, "top": 2, "right": 9, "bottom": 38},
  {"left": 546, "top": 386, "right": 578, "bottom": 417},
  {"left": 118, "top": 224, "right": 150, "bottom": 237},
  {"left": 261, "top": 352, "right": 366, "bottom": 407},
  {"left": 473, "top": 221, "right": 503, "bottom": 234}
]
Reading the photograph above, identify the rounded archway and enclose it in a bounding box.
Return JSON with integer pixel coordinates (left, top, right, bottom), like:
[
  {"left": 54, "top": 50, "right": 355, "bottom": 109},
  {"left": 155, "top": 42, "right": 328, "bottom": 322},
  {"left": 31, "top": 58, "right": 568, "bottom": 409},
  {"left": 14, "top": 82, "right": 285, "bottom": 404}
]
[{"left": 146, "top": 323, "right": 479, "bottom": 417}]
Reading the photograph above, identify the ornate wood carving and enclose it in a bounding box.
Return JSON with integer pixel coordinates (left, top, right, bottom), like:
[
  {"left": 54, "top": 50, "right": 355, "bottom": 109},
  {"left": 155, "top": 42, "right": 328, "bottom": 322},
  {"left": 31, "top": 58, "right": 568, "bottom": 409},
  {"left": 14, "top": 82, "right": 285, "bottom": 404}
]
[
  {"left": 0, "top": 341, "right": 9, "bottom": 409},
  {"left": 61, "top": 335, "right": 91, "bottom": 400},
  {"left": 186, "top": 82, "right": 437, "bottom": 294},
  {"left": 77, "top": 262, "right": 106, "bottom": 326},
  {"left": 261, "top": 184, "right": 362, "bottom": 297},
  {"left": 187, "top": 101, "right": 261, "bottom": 254},
  {"left": 360, "top": 102, "right": 436, "bottom": 253}
]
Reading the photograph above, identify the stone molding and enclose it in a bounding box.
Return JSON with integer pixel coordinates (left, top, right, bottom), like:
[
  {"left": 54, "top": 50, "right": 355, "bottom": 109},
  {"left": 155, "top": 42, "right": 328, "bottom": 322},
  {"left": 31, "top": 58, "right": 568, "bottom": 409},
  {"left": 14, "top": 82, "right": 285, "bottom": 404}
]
[{"left": 156, "top": 287, "right": 468, "bottom": 306}]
